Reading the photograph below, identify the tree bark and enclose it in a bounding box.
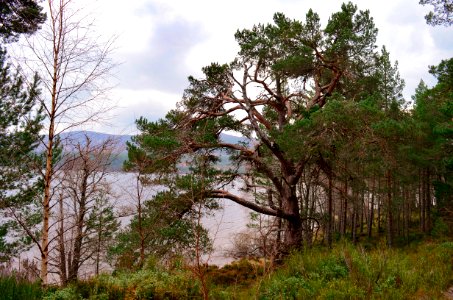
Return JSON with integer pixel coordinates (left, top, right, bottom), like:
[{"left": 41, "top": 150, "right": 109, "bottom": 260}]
[
  {"left": 57, "top": 193, "right": 67, "bottom": 285},
  {"left": 426, "top": 168, "right": 431, "bottom": 232},
  {"left": 68, "top": 173, "right": 89, "bottom": 283},
  {"left": 281, "top": 181, "right": 303, "bottom": 252},
  {"left": 377, "top": 179, "right": 382, "bottom": 233},
  {"left": 327, "top": 169, "right": 333, "bottom": 248},
  {"left": 368, "top": 178, "right": 375, "bottom": 238},
  {"left": 342, "top": 179, "right": 348, "bottom": 236},
  {"left": 386, "top": 170, "right": 394, "bottom": 247},
  {"left": 95, "top": 221, "right": 102, "bottom": 276},
  {"left": 418, "top": 170, "right": 426, "bottom": 232},
  {"left": 40, "top": 48, "right": 58, "bottom": 285},
  {"left": 137, "top": 174, "right": 145, "bottom": 268},
  {"left": 360, "top": 191, "right": 365, "bottom": 235},
  {"left": 351, "top": 191, "right": 357, "bottom": 244}
]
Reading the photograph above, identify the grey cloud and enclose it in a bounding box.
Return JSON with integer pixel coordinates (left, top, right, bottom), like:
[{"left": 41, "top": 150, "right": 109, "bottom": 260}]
[
  {"left": 97, "top": 99, "right": 172, "bottom": 135},
  {"left": 118, "top": 19, "right": 206, "bottom": 94}
]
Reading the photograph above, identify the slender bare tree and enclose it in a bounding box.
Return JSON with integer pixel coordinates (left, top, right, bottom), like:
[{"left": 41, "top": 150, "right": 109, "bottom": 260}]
[
  {"left": 51, "top": 134, "right": 118, "bottom": 284},
  {"left": 15, "top": 0, "right": 116, "bottom": 284}
]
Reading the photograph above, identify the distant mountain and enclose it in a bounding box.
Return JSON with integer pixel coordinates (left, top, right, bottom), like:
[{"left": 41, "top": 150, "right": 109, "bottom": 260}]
[
  {"left": 57, "top": 131, "right": 133, "bottom": 152},
  {"left": 219, "top": 133, "right": 250, "bottom": 145},
  {"left": 57, "top": 131, "right": 250, "bottom": 153},
  {"left": 45, "top": 131, "right": 251, "bottom": 171}
]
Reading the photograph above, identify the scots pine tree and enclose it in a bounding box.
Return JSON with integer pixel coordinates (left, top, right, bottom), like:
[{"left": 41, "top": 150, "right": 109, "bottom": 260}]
[
  {"left": 0, "top": 48, "right": 43, "bottom": 261},
  {"left": 127, "top": 2, "right": 381, "bottom": 254}
]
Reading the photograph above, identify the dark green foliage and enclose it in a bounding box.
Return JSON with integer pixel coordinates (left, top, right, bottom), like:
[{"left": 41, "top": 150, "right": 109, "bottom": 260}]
[
  {"left": 64, "top": 278, "right": 126, "bottom": 300},
  {"left": 323, "top": 3, "right": 377, "bottom": 62},
  {"left": 430, "top": 57, "right": 453, "bottom": 85},
  {"left": 0, "top": 48, "right": 43, "bottom": 261},
  {"left": 413, "top": 58, "right": 453, "bottom": 231},
  {"left": 374, "top": 47, "right": 405, "bottom": 110},
  {"left": 124, "top": 116, "right": 182, "bottom": 175},
  {"left": 0, "top": 275, "right": 43, "bottom": 300},
  {"left": 0, "top": 0, "right": 46, "bottom": 43},
  {"left": 0, "top": 48, "right": 43, "bottom": 203}
]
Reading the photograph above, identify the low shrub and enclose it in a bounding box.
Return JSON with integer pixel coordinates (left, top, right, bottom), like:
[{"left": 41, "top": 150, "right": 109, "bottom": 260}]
[
  {"left": 42, "top": 286, "right": 80, "bottom": 300},
  {"left": 207, "top": 259, "right": 264, "bottom": 286}
]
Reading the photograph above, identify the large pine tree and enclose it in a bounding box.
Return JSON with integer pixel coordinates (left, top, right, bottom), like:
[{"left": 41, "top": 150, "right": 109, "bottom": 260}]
[{"left": 126, "top": 3, "right": 382, "bottom": 253}]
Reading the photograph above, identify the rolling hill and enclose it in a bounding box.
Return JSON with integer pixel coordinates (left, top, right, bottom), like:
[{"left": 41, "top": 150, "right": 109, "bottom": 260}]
[{"left": 47, "top": 131, "right": 249, "bottom": 171}]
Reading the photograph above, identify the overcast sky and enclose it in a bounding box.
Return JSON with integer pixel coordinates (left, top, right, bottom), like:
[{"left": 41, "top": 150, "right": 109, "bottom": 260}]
[{"left": 83, "top": 0, "right": 452, "bottom": 134}]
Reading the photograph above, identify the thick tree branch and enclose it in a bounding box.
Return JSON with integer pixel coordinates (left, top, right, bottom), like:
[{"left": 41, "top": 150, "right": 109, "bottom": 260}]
[{"left": 208, "top": 189, "right": 289, "bottom": 218}]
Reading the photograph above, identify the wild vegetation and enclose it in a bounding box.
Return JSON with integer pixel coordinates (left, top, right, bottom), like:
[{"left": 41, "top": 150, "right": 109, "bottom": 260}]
[
  {"left": 0, "top": 0, "right": 451, "bottom": 299},
  {"left": 1, "top": 240, "right": 452, "bottom": 299}
]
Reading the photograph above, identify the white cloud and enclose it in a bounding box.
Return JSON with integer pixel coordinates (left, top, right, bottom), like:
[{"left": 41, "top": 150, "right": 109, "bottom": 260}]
[
  {"left": 84, "top": 0, "right": 452, "bottom": 134},
  {"left": 93, "top": 88, "right": 181, "bottom": 134}
]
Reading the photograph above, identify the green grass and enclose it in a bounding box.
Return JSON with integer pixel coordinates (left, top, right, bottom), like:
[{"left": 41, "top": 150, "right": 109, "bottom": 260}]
[
  {"left": 41, "top": 240, "right": 453, "bottom": 299},
  {"left": 256, "top": 241, "right": 453, "bottom": 299},
  {"left": 0, "top": 275, "right": 44, "bottom": 300}
]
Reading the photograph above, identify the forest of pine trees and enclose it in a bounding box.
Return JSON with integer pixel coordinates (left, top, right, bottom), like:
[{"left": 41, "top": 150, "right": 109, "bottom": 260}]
[{"left": 0, "top": 0, "right": 452, "bottom": 298}]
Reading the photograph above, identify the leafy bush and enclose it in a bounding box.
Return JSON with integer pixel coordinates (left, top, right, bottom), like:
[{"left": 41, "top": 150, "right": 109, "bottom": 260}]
[
  {"left": 72, "top": 276, "right": 125, "bottom": 300},
  {"left": 207, "top": 259, "right": 264, "bottom": 286},
  {"left": 128, "top": 269, "right": 201, "bottom": 299},
  {"left": 259, "top": 275, "right": 314, "bottom": 299},
  {"left": 44, "top": 268, "right": 201, "bottom": 300},
  {"left": 42, "top": 286, "right": 80, "bottom": 300},
  {"left": 431, "top": 217, "right": 450, "bottom": 238},
  {"left": 317, "top": 256, "right": 349, "bottom": 280}
]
